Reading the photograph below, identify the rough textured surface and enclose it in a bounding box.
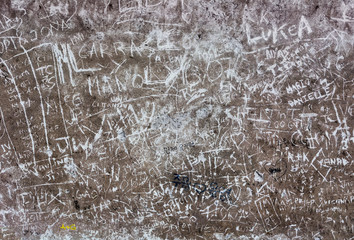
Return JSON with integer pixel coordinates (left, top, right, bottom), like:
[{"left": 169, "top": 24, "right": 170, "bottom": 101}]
[{"left": 0, "top": 0, "right": 353, "bottom": 239}]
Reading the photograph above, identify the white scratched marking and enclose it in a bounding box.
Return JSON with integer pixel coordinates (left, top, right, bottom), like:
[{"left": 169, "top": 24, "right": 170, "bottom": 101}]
[
  {"left": 20, "top": 181, "right": 74, "bottom": 189},
  {"left": 0, "top": 26, "right": 16, "bottom": 36},
  {"left": 0, "top": 107, "right": 21, "bottom": 169},
  {"left": 299, "top": 113, "right": 318, "bottom": 118},
  {"left": 20, "top": 45, "right": 51, "bottom": 158},
  {"left": 4, "top": 43, "right": 52, "bottom": 62},
  {"left": 112, "top": 19, "right": 183, "bottom": 28},
  {"left": 247, "top": 118, "right": 270, "bottom": 123},
  {"left": 51, "top": 46, "right": 73, "bottom": 154},
  {"left": 52, "top": 44, "right": 101, "bottom": 86},
  {"left": 0, "top": 57, "right": 37, "bottom": 165}
]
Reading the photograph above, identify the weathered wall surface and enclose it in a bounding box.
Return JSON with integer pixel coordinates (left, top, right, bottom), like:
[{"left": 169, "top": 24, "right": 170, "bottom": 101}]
[{"left": 0, "top": 0, "right": 353, "bottom": 239}]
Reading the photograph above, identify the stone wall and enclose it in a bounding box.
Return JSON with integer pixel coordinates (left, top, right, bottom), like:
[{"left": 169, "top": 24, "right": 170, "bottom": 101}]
[{"left": 0, "top": 0, "right": 353, "bottom": 239}]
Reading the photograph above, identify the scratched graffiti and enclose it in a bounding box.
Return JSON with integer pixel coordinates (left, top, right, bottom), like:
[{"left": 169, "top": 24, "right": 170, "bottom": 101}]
[{"left": 0, "top": 0, "right": 353, "bottom": 239}]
